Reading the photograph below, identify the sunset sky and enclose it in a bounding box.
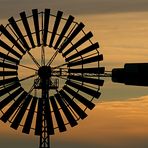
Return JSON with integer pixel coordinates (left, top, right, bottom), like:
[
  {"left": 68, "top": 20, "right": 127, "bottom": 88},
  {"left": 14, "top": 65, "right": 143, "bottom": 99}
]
[{"left": 1, "top": 0, "right": 148, "bottom": 148}]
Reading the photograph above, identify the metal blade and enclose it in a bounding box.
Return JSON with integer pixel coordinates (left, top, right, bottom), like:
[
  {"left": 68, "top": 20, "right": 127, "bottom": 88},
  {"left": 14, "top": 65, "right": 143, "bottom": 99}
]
[
  {"left": 0, "top": 82, "right": 20, "bottom": 97},
  {"left": 68, "top": 75, "right": 104, "bottom": 86},
  {"left": 54, "top": 15, "right": 74, "bottom": 49},
  {"left": 63, "top": 32, "right": 93, "bottom": 57},
  {"left": 8, "top": 17, "right": 30, "bottom": 50},
  {"left": 20, "top": 11, "right": 35, "bottom": 48},
  {"left": 65, "top": 42, "right": 99, "bottom": 62},
  {"left": 0, "top": 61, "right": 18, "bottom": 70},
  {"left": 68, "top": 67, "right": 105, "bottom": 74},
  {"left": 43, "top": 9, "right": 50, "bottom": 46},
  {"left": 1, "top": 91, "right": 27, "bottom": 123},
  {"left": 44, "top": 97, "right": 54, "bottom": 135},
  {"left": 0, "top": 77, "right": 18, "bottom": 86},
  {"left": 67, "top": 54, "right": 103, "bottom": 67},
  {"left": 11, "top": 95, "right": 32, "bottom": 129},
  {"left": 49, "top": 11, "right": 63, "bottom": 47},
  {"left": 66, "top": 80, "right": 101, "bottom": 98},
  {"left": 0, "top": 40, "right": 22, "bottom": 59},
  {"left": 32, "top": 9, "right": 41, "bottom": 46},
  {"left": 50, "top": 96, "right": 66, "bottom": 132},
  {"left": 35, "top": 98, "right": 43, "bottom": 135},
  {"left": 0, "top": 71, "right": 17, "bottom": 76},
  {"left": 0, "top": 87, "right": 23, "bottom": 110},
  {"left": 55, "top": 93, "right": 78, "bottom": 127},
  {"left": 22, "top": 97, "right": 38, "bottom": 134},
  {"left": 0, "top": 25, "right": 26, "bottom": 54},
  {"left": 0, "top": 52, "right": 19, "bottom": 64},
  {"left": 59, "top": 22, "right": 85, "bottom": 53},
  {"left": 63, "top": 85, "right": 95, "bottom": 110},
  {"left": 59, "top": 90, "right": 87, "bottom": 119}
]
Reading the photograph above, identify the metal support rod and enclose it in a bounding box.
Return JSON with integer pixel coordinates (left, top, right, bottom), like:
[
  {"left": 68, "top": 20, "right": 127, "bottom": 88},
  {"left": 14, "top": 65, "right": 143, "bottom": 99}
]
[
  {"left": 51, "top": 67, "right": 112, "bottom": 78},
  {"left": 99, "top": 71, "right": 112, "bottom": 77}
]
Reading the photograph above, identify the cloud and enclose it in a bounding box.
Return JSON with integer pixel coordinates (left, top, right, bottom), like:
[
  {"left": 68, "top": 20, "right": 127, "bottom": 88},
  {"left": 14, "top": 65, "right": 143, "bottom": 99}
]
[
  {"left": 1, "top": 0, "right": 148, "bottom": 19},
  {"left": 1, "top": 96, "right": 148, "bottom": 148},
  {"left": 51, "top": 96, "right": 148, "bottom": 148}
]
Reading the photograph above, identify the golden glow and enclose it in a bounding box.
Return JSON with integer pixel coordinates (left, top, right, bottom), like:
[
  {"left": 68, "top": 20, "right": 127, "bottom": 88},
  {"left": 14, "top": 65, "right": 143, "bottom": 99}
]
[
  {"left": 1, "top": 95, "right": 148, "bottom": 146},
  {"left": 77, "top": 12, "right": 148, "bottom": 71},
  {"left": 1, "top": 9, "right": 148, "bottom": 148},
  {"left": 51, "top": 96, "right": 148, "bottom": 146}
]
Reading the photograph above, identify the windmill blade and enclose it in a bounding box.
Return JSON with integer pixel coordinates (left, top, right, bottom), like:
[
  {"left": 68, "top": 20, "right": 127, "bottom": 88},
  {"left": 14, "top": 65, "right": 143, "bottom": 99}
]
[
  {"left": 0, "top": 25, "right": 26, "bottom": 54},
  {"left": 68, "top": 67, "right": 105, "bottom": 74},
  {"left": 66, "top": 80, "right": 101, "bottom": 98},
  {"left": 54, "top": 15, "right": 74, "bottom": 49},
  {"left": 63, "top": 32, "right": 93, "bottom": 57},
  {"left": 0, "top": 40, "right": 22, "bottom": 59},
  {"left": 0, "top": 77, "right": 19, "bottom": 86},
  {"left": 1, "top": 91, "right": 28, "bottom": 123},
  {"left": 49, "top": 11, "right": 63, "bottom": 47},
  {"left": 59, "top": 90, "right": 87, "bottom": 119},
  {"left": 44, "top": 97, "right": 54, "bottom": 135},
  {"left": 0, "top": 61, "right": 18, "bottom": 70},
  {"left": 55, "top": 93, "right": 78, "bottom": 127},
  {"left": 67, "top": 54, "right": 103, "bottom": 67},
  {"left": 0, "top": 52, "right": 19, "bottom": 64},
  {"left": 20, "top": 11, "right": 35, "bottom": 48},
  {"left": 32, "top": 9, "right": 41, "bottom": 46},
  {"left": 22, "top": 97, "right": 38, "bottom": 134},
  {"left": 63, "top": 85, "right": 95, "bottom": 110},
  {"left": 65, "top": 42, "right": 99, "bottom": 62},
  {"left": 0, "top": 87, "right": 23, "bottom": 110},
  {"left": 50, "top": 96, "right": 66, "bottom": 132},
  {"left": 8, "top": 17, "right": 30, "bottom": 50},
  {"left": 59, "top": 22, "right": 85, "bottom": 53},
  {"left": 43, "top": 9, "right": 50, "bottom": 46},
  {"left": 0, "top": 82, "right": 20, "bottom": 97},
  {"left": 35, "top": 98, "right": 43, "bottom": 135},
  {"left": 68, "top": 75, "right": 104, "bottom": 86},
  {"left": 11, "top": 95, "right": 32, "bottom": 130},
  {"left": 0, "top": 71, "right": 17, "bottom": 76}
]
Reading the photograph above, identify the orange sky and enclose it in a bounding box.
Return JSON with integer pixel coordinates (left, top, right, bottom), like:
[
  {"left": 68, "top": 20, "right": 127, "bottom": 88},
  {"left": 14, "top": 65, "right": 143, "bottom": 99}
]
[
  {"left": 52, "top": 96, "right": 148, "bottom": 147},
  {"left": 1, "top": 1, "right": 148, "bottom": 148},
  {"left": 1, "top": 95, "right": 148, "bottom": 148}
]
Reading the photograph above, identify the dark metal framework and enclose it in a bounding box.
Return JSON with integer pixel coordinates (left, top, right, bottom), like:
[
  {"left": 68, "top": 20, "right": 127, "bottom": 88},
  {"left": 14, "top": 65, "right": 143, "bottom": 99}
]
[{"left": 0, "top": 9, "right": 104, "bottom": 148}]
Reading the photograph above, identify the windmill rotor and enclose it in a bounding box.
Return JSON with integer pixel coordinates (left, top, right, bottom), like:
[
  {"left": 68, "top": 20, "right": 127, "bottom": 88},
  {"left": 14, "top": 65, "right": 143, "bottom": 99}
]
[
  {"left": 0, "top": 9, "right": 104, "bottom": 147},
  {"left": 1, "top": 7, "right": 147, "bottom": 148}
]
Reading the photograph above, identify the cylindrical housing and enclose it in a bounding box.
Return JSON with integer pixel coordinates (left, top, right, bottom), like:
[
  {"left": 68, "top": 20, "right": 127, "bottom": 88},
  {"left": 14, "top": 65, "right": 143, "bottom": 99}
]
[{"left": 112, "top": 63, "right": 148, "bottom": 86}]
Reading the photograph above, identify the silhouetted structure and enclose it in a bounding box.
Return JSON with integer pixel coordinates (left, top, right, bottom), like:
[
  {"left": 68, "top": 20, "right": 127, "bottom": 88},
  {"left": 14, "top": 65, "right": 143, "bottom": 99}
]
[
  {"left": 112, "top": 63, "right": 148, "bottom": 86},
  {"left": 0, "top": 9, "right": 104, "bottom": 148}
]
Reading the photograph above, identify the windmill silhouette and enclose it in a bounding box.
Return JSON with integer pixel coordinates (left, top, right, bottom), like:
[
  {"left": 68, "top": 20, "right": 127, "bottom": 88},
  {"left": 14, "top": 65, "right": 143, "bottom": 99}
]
[
  {"left": 0, "top": 9, "right": 104, "bottom": 148},
  {"left": 0, "top": 8, "right": 147, "bottom": 148}
]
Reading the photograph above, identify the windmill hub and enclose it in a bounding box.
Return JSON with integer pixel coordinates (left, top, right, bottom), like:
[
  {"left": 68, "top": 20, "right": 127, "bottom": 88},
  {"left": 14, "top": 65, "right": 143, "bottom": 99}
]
[{"left": 38, "top": 66, "right": 52, "bottom": 78}]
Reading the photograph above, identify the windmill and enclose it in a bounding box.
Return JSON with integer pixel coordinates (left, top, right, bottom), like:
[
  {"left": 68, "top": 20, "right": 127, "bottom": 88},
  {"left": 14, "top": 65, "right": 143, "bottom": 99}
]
[
  {"left": 0, "top": 9, "right": 104, "bottom": 148},
  {"left": 1, "top": 8, "right": 147, "bottom": 148}
]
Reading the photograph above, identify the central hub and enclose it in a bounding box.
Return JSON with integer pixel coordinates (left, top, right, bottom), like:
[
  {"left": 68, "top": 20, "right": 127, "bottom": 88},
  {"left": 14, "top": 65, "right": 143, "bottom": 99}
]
[{"left": 38, "top": 66, "right": 52, "bottom": 78}]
